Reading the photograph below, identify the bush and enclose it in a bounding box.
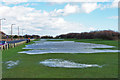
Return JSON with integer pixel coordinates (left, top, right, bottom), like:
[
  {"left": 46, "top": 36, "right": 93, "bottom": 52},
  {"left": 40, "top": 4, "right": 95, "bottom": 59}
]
[
  {"left": 41, "top": 36, "right": 53, "bottom": 39},
  {"left": 55, "top": 30, "right": 120, "bottom": 40}
]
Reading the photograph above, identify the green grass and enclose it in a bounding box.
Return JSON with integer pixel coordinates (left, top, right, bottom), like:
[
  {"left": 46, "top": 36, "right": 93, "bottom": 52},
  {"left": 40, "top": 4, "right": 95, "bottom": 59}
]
[{"left": 2, "top": 39, "right": 118, "bottom": 78}]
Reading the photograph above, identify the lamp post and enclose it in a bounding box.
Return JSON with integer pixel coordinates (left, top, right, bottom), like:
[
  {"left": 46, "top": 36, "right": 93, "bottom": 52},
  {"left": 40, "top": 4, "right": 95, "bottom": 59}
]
[
  {"left": 0, "top": 18, "right": 6, "bottom": 41},
  {"left": 0, "top": 18, "right": 6, "bottom": 31},
  {"left": 11, "top": 24, "right": 15, "bottom": 41},
  {"left": 18, "top": 26, "right": 19, "bottom": 40},
  {"left": 22, "top": 29, "right": 24, "bottom": 39}
]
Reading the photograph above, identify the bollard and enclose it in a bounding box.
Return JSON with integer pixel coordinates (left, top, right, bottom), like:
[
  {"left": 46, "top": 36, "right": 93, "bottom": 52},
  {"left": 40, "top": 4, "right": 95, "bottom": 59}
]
[
  {"left": 5, "top": 45, "right": 6, "bottom": 50},
  {"left": 1, "top": 45, "right": 3, "bottom": 50},
  {"left": 10, "top": 43, "right": 12, "bottom": 48},
  {"left": 3, "top": 45, "right": 5, "bottom": 49},
  {"left": 9, "top": 44, "right": 11, "bottom": 48},
  {"left": 6, "top": 44, "right": 8, "bottom": 50},
  {"left": 14, "top": 43, "right": 15, "bottom": 47},
  {"left": 10, "top": 44, "right": 13, "bottom": 48},
  {"left": 12, "top": 43, "right": 14, "bottom": 48},
  {"left": 8, "top": 44, "right": 9, "bottom": 49},
  {"left": 11, "top": 44, "right": 13, "bottom": 48}
]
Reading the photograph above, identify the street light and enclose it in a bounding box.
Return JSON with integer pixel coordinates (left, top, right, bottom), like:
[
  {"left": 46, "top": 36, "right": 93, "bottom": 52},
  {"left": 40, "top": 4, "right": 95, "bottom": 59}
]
[
  {"left": 0, "top": 18, "right": 6, "bottom": 31},
  {"left": 18, "top": 26, "right": 20, "bottom": 40},
  {"left": 11, "top": 24, "right": 15, "bottom": 40},
  {"left": 22, "top": 29, "right": 24, "bottom": 39},
  {"left": 0, "top": 18, "right": 6, "bottom": 41}
]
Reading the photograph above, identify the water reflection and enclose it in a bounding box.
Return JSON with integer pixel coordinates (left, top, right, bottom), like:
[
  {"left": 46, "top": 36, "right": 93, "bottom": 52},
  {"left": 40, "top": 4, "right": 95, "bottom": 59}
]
[
  {"left": 5, "top": 60, "right": 19, "bottom": 69},
  {"left": 19, "top": 39, "right": 119, "bottom": 54},
  {"left": 40, "top": 59, "right": 103, "bottom": 68}
]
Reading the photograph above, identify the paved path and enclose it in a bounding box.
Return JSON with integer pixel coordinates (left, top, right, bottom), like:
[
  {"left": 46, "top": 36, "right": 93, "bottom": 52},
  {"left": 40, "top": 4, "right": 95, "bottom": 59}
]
[{"left": 7, "top": 39, "right": 29, "bottom": 43}]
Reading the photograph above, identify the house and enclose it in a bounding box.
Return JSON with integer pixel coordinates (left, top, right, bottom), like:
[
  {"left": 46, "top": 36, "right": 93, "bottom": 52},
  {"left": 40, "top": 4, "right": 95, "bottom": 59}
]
[{"left": 0, "top": 31, "right": 6, "bottom": 41}]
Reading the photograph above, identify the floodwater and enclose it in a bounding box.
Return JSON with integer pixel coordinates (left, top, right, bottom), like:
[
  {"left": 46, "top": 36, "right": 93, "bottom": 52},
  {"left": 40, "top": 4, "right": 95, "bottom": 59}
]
[
  {"left": 5, "top": 60, "right": 19, "bottom": 69},
  {"left": 40, "top": 59, "right": 103, "bottom": 68},
  {"left": 19, "top": 39, "right": 119, "bottom": 54}
]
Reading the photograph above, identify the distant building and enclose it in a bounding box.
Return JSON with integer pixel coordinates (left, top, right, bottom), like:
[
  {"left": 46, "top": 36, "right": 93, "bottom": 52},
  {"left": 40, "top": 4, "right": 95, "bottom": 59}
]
[{"left": 0, "top": 31, "right": 6, "bottom": 39}]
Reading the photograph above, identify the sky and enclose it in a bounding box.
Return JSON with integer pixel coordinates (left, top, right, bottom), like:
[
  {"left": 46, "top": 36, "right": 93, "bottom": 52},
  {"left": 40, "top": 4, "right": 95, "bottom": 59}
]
[{"left": 0, "top": 0, "right": 119, "bottom": 36}]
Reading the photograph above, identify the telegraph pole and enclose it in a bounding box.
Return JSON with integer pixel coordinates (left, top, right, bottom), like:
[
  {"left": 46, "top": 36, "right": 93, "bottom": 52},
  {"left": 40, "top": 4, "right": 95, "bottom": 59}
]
[{"left": 11, "top": 24, "right": 15, "bottom": 41}]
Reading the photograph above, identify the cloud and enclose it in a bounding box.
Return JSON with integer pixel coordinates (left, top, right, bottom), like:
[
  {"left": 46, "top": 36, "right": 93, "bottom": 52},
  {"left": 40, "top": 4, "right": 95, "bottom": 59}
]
[
  {"left": 99, "top": 0, "right": 119, "bottom": 9},
  {"left": 2, "top": 0, "right": 28, "bottom": 3},
  {"left": 2, "top": 0, "right": 28, "bottom": 5},
  {"left": 0, "top": 5, "right": 41, "bottom": 35},
  {"left": 50, "top": 3, "right": 101, "bottom": 17},
  {"left": 0, "top": 4, "right": 93, "bottom": 36},
  {"left": 50, "top": 4, "right": 79, "bottom": 16},
  {"left": 0, "top": 2, "right": 118, "bottom": 36},
  {"left": 89, "top": 27, "right": 95, "bottom": 31},
  {"left": 81, "top": 3, "right": 100, "bottom": 13},
  {"left": 108, "top": 16, "right": 118, "bottom": 19},
  {"left": 1, "top": 0, "right": 112, "bottom": 2},
  {"left": 111, "top": 0, "right": 119, "bottom": 8}
]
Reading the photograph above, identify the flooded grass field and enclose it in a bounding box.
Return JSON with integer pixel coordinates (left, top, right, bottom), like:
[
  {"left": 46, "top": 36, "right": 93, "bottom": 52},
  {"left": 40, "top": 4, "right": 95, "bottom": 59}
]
[
  {"left": 2, "top": 39, "right": 118, "bottom": 78},
  {"left": 19, "top": 39, "right": 119, "bottom": 54}
]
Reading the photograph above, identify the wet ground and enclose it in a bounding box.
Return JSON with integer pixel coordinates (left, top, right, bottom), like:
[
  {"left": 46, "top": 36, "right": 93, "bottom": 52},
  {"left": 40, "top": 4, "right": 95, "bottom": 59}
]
[
  {"left": 5, "top": 60, "right": 19, "bottom": 69},
  {"left": 19, "top": 39, "right": 119, "bottom": 54},
  {"left": 40, "top": 59, "right": 103, "bottom": 68}
]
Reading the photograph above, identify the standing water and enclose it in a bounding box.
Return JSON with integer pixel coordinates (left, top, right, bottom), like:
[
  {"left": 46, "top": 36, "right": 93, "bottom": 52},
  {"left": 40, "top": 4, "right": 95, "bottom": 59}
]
[
  {"left": 19, "top": 39, "right": 119, "bottom": 54},
  {"left": 40, "top": 59, "right": 103, "bottom": 68}
]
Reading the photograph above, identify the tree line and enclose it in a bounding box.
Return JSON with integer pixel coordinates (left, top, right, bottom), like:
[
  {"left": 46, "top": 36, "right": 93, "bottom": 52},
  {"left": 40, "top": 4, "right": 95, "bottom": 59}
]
[
  {"left": 3, "top": 34, "right": 40, "bottom": 39},
  {"left": 41, "top": 30, "right": 120, "bottom": 40},
  {"left": 4, "top": 30, "right": 119, "bottom": 40}
]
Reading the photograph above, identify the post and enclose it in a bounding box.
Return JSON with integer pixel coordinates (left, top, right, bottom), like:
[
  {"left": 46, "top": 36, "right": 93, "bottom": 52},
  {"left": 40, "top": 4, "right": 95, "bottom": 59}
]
[
  {"left": 0, "top": 19, "right": 1, "bottom": 32},
  {"left": 22, "top": 29, "right": 24, "bottom": 39},
  {"left": 11, "top": 24, "right": 15, "bottom": 41},
  {"left": 0, "top": 20, "right": 1, "bottom": 41},
  {"left": 11, "top": 24, "right": 12, "bottom": 40},
  {"left": 18, "top": 26, "right": 19, "bottom": 40},
  {"left": 0, "top": 18, "right": 6, "bottom": 41}
]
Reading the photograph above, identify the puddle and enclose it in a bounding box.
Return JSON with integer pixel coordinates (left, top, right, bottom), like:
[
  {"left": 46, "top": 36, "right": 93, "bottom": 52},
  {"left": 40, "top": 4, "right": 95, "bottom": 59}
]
[
  {"left": 19, "top": 49, "right": 119, "bottom": 54},
  {"left": 19, "top": 39, "right": 119, "bottom": 54},
  {"left": 40, "top": 59, "right": 103, "bottom": 68},
  {"left": 5, "top": 60, "right": 19, "bottom": 69}
]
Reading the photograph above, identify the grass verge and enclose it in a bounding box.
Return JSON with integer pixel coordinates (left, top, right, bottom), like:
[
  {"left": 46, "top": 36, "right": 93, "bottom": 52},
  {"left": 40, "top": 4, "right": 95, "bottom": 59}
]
[{"left": 2, "top": 39, "right": 118, "bottom": 78}]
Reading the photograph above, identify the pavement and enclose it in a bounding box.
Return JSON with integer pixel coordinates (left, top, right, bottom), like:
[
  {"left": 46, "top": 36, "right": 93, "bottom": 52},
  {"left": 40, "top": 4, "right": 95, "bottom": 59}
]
[{"left": 6, "top": 39, "right": 29, "bottom": 44}]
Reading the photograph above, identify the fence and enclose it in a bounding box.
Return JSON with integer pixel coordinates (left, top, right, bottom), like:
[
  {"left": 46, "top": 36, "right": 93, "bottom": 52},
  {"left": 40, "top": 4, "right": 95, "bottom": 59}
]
[{"left": 0, "top": 39, "right": 34, "bottom": 50}]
